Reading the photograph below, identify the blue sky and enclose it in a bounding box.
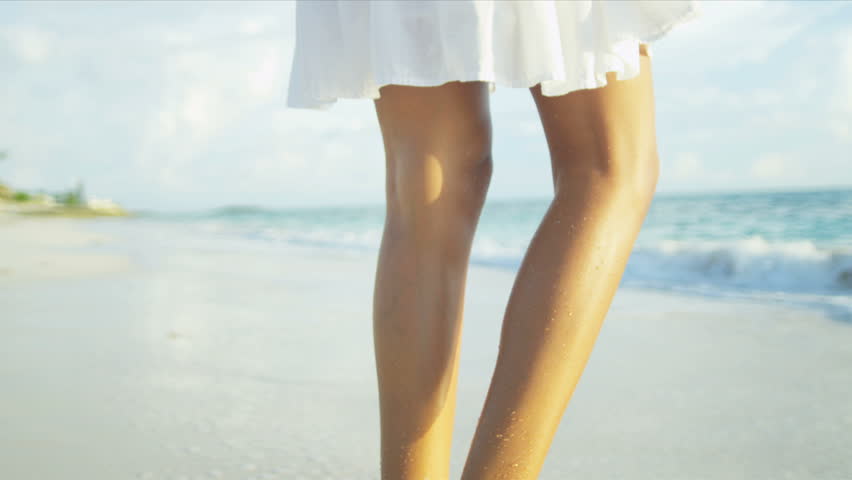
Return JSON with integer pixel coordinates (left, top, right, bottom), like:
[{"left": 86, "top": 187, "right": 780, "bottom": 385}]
[{"left": 1, "top": 1, "right": 850, "bottom": 211}]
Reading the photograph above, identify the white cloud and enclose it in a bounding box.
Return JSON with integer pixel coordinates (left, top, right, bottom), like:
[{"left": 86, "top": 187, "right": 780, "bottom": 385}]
[
  {"left": 6, "top": 165, "right": 46, "bottom": 189},
  {"left": 750, "top": 153, "right": 800, "bottom": 181},
  {"left": 181, "top": 86, "right": 222, "bottom": 138},
  {"left": 827, "top": 29, "right": 852, "bottom": 142},
  {"left": 747, "top": 111, "right": 798, "bottom": 130},
  {"left": 248, "top": 49, "right": 283, "bottom": 98},
  {"left": 670, "top": 152, "right": 703, "bottom": 181},
  {"left": 657, "top": 151, "right": 740, "bottom": 192},
  {"left": 656, "top": 1, "right": 845, "bottom": 69},
  {"left": 752, "top": 88, "right": 784, "bottom": 107},
  {"left": 238, "top": 17, "right": 279, "bottom": 36},
  {"left": 2, "top": 25, "right": 52, "bottom": 63},
  {"left": 236, "top": 147, "right": 310, "bottom": 189},
  {"left": 828, "top": 119, "right": 850, "bottom": 143},
  {"left": 836, "top": 30, "right": 852, "bottom": 113},
  {"left": 667, "top": 85, "right": 741, "bottom": 109}
]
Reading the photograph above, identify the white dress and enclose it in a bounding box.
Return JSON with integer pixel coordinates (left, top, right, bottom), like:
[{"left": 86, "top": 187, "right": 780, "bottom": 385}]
[{"left": 286, "top": 0, "right": 700, "bottom": 110}]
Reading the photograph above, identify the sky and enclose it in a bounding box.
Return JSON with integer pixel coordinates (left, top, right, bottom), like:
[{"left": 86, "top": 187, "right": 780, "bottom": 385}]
[{"left": 1, "top": 1, "right": 851, "bottom": 212}]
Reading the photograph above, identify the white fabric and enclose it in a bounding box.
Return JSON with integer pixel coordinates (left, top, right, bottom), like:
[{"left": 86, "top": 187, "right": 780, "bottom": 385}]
[{"left": 286, "top": 0, "right": 700, "bottom": 110}]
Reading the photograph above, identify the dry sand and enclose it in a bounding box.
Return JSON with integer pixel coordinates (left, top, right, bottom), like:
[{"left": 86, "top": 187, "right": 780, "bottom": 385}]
[{"left": 1, "top": 215, "right": 850, "bottom": 479}]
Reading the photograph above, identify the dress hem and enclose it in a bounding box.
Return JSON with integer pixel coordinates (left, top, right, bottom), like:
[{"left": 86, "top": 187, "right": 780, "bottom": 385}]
[{"left": 283, "top": 1, "right": 702, "bottom": 110}]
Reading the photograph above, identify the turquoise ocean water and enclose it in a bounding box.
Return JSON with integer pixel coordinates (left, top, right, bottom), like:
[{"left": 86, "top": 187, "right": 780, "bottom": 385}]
[{"left": 135, "top": 188, "right": 852, "bottom": 319}]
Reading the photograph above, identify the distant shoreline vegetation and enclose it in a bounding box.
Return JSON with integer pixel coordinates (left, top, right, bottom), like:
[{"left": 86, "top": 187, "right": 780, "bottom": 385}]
[
  {"left": 0, "top": 180, "right": 128, "bottom": 217},
  {"left": 0, "top": 151, "right": 127, "bottom": 217}
]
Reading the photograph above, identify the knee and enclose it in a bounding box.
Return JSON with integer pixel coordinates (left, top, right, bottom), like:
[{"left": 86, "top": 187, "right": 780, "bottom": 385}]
[
  {"left": 553, "top": 147, "right": 659, "bottom": 206},
  {"left": 386, "top": 140, "right": 493, "bottom": 243}
]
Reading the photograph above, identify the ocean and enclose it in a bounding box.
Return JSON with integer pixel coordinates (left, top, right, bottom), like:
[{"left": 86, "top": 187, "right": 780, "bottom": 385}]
[{"left": 131, "top": 188, "right": 852, "bottom": 320}]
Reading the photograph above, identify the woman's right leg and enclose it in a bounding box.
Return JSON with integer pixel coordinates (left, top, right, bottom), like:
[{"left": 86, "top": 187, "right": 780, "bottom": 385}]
[
  {"left": 461, "top": 45, "right": 660, "bottom": 479},
  {"left": 373, "top": 81, "right": 493, "bottom": 480}
]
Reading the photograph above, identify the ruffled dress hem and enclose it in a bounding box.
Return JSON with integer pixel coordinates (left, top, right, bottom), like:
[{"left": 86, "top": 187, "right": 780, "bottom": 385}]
[{"left": 285, "top": 1, "right": 701, "bottom": 110}]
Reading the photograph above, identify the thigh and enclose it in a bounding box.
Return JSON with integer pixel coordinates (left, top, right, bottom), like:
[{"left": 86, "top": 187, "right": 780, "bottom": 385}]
[
  {"left": 374, "top": 81, "right": 492, "bottom": 158},
  {"left": 530, "top": 44, "right": 658, "bottom": 185}
]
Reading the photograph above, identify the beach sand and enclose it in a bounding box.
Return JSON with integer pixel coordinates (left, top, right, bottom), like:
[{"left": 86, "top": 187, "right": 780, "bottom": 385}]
[{"left": 1, "top": 215, "right": 850, "bottom": 480}]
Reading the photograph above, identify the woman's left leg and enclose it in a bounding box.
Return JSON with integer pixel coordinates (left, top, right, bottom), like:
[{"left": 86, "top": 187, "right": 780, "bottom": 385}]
[{"left": 373, "top": 81, "right": 494, "bottom": 480}]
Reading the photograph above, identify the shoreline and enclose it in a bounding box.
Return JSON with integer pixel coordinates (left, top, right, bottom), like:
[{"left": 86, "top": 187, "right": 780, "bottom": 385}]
[{"left": 4, "top": 210, "right": 849, "bottom": 323}]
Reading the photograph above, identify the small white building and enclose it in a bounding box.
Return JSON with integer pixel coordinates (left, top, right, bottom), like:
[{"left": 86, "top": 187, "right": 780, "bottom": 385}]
[{"left": 86, "top": 197, "right": 126, "bottom": 215}]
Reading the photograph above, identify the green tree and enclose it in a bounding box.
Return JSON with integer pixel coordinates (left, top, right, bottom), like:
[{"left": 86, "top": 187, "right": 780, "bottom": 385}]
[{"left": 55, "top": 181, "right": 86, "bottom": 206}]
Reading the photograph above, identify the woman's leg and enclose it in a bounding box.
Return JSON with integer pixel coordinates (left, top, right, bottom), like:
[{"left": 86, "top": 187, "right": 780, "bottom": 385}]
[
  {"left": 373, "top": 81, "right": 493, "bottom": 480},
  {"left": 461, "top": 44, "right": 660, "bottom": 479}
]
